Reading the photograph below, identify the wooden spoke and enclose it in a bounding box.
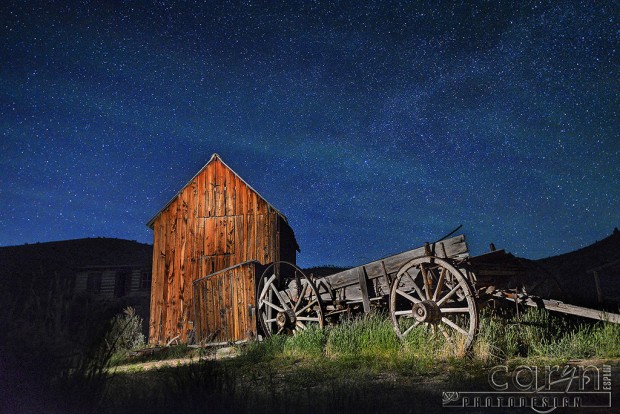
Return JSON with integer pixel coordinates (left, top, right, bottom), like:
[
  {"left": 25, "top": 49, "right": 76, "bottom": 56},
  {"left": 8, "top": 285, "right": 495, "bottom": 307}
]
[
  {"left": 294, "top": 282, "right": 309, "bottom": 311},
  {"left": 419, "top": 263, "right": 432, "bottom": 300},
  {"left": 394, "top": 309, "right": 415, "bottom": 316},
  {"left": 296, "top": 321, "right": 306, "bottom": 330},
  {"left": 295, "top": 299, "right": 318, "bottom": 316},
  {"left": 296, "top": 316, "right": 320, "bottom": 322},
  {"left": 441, "top": 317, "right": 468, "bottom": 336},
  {"left": 433, "top": 268, "right": 446, "bottom": 301},
  {"left": 270, "top": 283, "right": 290, "bottom": 311},
  {"left": 266, "top": 287, "right": 273, "bottom": 325},
  {"left": 261, "top": 300, "right": 285, "bottom": 313},
  {"left": 264, "top": 318, "right": 276, "bottom": 324},
  {"left": 405, "top": 271, "right": 426, "bottom": 300},
  {"left": 436, "top": 284, "right": 461, "bottom": 307},
  {"left": 401, "top": 321, "right": 421, "bottom": 337},
  {"left": 258, "top": 274, "right": 277, "bottom": 303},
  {"left": 438, "top": 324, "right": 451, "bottom": 342},
  {"left": 440, "top": 307, "right": 471, "bottom": 313},
  {"left": 396, "top": 289, "right": 421, "bottom": 304}
]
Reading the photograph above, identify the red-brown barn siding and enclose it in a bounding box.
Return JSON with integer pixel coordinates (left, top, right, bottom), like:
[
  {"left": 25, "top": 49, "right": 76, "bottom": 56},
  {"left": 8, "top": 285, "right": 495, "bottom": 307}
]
[{"left": 147, "top": 154, "right": 298, "bottom": 345}]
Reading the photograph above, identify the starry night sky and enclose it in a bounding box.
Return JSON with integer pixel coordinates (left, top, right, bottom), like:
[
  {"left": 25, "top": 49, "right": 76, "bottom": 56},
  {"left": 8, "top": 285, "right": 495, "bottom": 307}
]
[{"left": 1, "top": 1, "right": 618, "bottom": 267}]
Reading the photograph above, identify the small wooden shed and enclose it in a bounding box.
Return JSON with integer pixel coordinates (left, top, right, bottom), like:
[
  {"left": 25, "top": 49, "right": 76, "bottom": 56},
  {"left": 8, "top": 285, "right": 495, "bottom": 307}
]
[{"left": 147, "top": 154, "right": 298, "bottom": 345}]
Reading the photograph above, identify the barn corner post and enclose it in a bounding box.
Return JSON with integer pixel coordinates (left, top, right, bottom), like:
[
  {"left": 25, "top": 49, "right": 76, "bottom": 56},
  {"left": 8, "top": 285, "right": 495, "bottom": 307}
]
[{"left": 146, "top": 153, "right": 298, "bottom": 346}]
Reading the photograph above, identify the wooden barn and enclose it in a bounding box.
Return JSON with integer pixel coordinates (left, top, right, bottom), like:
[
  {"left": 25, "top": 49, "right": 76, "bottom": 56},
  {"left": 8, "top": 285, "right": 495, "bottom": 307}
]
[{"left": 147, "top": 154, "right": 299, "bottom": 345}]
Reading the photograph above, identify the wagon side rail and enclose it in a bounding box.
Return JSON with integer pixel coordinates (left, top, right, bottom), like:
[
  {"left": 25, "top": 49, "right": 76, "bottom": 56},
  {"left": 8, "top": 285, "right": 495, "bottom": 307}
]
[{"left": 316, "top": 234, "right": 470, "bottom": 312}]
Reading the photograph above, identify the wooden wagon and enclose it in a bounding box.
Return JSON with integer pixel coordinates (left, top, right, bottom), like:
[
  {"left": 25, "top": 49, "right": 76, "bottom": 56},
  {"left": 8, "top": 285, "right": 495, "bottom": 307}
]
[{"left": 251, "top": 234, "right": 620, "bottom": 352}]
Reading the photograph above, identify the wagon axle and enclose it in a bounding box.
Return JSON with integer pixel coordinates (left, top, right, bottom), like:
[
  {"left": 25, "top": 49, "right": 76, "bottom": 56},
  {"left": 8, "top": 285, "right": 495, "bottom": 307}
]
[
  {"left": 412, "top": 300, "right": 442, "bottom": 324},
  {"left": 276, "top": 309, "right": 297, "bottom": 329}
]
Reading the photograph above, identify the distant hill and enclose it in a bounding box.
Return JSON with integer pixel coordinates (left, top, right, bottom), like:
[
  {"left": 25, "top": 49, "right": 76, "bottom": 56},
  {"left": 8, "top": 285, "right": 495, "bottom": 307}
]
[
  {"left": 0, "top": 238, "right": 153, "bottom": 301},
  {"left": 0, "top": 238, "right": 152, "bottom": 274},
  {"left": 536, "top": 229, "right": 620, "bottom": 307},
  {"left": 302, "top": 265, "right": 350, "bottom": 278}
]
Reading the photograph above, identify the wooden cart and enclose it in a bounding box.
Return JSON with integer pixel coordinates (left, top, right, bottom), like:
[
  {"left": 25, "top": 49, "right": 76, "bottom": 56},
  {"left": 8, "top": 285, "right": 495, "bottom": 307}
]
[{"left": 255, "top": 235, "right": 620, "bottom": 352}]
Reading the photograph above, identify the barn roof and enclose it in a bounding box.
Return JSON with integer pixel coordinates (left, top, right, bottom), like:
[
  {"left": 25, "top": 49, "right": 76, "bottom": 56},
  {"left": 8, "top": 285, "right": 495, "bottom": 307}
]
[{"left": 146, "top": 153, "right": 291, "bottom": 230}]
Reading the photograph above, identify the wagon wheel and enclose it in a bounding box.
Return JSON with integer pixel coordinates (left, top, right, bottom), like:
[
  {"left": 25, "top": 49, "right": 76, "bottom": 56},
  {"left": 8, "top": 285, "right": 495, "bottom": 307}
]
[
  {"left": 257, "top": 261, "right": 324, "bottom": 337},
  {"left": 389, "top": 256, "right": 478, "bottom": 353}
]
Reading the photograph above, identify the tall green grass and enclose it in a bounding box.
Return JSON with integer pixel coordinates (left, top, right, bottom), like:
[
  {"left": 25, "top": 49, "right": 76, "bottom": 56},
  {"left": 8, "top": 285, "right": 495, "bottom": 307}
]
[
  {"left": 242, "top": 309, "right": 620, "bottom": 367},
  {"left": 325, "top": 313, "right": 400, "bottom": 358},
  {"left": 100, "top": 309, "right": 620, "bottom": 414},
  {"left": 476, "top": 308, "right": 620, "bottom": 361}
]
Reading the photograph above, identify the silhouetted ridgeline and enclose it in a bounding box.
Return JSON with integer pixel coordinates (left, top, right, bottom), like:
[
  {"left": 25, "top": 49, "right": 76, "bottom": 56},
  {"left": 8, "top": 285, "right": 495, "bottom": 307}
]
[
  {"left": 536, "top": 229, "right": 620, "bottom": 308},
  {"left": 302, "top": 265, "right": 350, "bottom": 278},
  {"left": 0, "top": 237, "right": 152, "bottom": 276},
  {"left": 1, "top": 231, "right": 618, "bottom": 313}
]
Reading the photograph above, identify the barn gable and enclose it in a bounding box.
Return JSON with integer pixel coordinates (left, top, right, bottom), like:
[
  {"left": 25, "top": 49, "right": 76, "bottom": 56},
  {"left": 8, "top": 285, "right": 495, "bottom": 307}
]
[{"left": 147, "top": 153, "right": 299, "bottom": 344}]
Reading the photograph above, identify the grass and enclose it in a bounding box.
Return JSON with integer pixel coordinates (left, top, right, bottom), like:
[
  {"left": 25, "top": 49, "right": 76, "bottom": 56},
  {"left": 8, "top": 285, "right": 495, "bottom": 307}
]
[
  {"left": 6, "top": 308, "right": 620, "bottom": 413},
  {"left": 95, "top": 308, "right": 620, "bottom": 414},
  {"left": 109, "top": 343, "right": 201, "bottom": 367},
  {"left": 235, "top": 309, "right": 620, "bottom": 376},
  {"left": 476, "top": 308, "right": 620, "bottom": 361}
]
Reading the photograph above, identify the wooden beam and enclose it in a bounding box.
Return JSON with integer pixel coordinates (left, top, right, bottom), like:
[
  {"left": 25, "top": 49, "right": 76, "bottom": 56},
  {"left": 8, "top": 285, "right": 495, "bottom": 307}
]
[
  {"left": 358, "top": 266, "right": 371, "bottom": 313},
  {"left": 592, "top": 270, "right": 604, "bottom": 304},
  {"left": 498, "top": 294, "right": 620, "bottom": 324}
]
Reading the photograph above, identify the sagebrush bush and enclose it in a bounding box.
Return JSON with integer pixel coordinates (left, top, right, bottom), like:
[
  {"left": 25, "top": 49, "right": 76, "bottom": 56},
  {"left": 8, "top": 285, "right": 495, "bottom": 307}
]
[{"left": 106, "top": 307, "right": 145, "bottom": 353}]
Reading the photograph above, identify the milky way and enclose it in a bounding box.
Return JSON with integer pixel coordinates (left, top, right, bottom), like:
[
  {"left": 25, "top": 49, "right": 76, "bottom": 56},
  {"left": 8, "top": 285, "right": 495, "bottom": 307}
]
[{"left": 1, "top": 1, "right": 618, "bottom": 266}]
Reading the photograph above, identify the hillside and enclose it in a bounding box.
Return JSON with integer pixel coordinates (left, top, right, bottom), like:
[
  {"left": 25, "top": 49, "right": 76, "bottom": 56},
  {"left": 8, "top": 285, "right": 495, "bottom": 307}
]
[
  {"left": 536, "top": 229, "right": 620, "bottom": 307},
  {"left": 302, "top": 265, "right": 350, "bottom": 278},
  {"left": 0, "top": 238, "right": 153, "bottom": 308},
  {"left": 0, "top": 238, "right": 153, "bottom": 275}
]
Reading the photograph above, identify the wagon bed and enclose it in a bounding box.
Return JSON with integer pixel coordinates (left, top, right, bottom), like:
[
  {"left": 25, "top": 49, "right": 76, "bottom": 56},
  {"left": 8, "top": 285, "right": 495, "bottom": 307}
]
[{"left": 253, "top": 234, "right": 620, "bottom": 352}]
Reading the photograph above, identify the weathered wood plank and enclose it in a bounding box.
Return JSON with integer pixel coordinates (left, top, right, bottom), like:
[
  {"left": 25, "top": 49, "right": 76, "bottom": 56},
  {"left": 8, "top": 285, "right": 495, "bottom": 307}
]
[
  {"left": 215, "top": 161, "right": 225, "bottom": 217},
  {"left": 358, "top": 267, "right": 371, "bottom": 313},
  {"left": 234, "top": 215, "right": 244, "bottom": 263},
  {"left": 247, "top": 264, "right": 257, "bottom": 338},
  {"left": 206, "top": 159, "right": 214, "bottom": 217},
  {"left": 226, "top": 216, "right": 235, "bottom": 255},
  {"left": 236, "top": 175, "right": 245, "bottom": 218},
  {"left": 246, "top": 214, "right": 255, "bottom": 261},
  {"left": 206, "top": 280, "right": 214, "bottom": 341},
  {"left": 225, "top": 165, "right": 235, "bottom": 216},
  {"left": 323, "top": 235, "right": 468, "bottom": 290},
  {"left": 502, "top": 294, "right": 620, "bottom": 324}
]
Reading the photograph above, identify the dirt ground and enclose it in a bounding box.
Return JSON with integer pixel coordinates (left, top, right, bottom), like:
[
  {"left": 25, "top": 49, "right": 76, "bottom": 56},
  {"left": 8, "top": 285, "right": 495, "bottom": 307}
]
[{"left": 109, "top": 356, "right": 620, "bottom": 413}]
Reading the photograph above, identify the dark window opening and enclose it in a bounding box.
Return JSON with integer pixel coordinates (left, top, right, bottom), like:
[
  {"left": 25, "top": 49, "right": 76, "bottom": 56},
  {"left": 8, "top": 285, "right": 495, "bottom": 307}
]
[
  {"left": 87, "top": 272, "right": 102, "bottom": 294},
  {"left": 115, "top": 271, "right": 131, "bottom": 298},
  {"left": 140, "top": 271, "right": 152, "bottom": 290}
]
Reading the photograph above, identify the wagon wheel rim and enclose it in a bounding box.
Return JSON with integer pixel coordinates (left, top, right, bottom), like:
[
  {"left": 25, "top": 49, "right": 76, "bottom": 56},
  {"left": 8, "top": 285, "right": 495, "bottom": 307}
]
[
  {"left": 257, "top": 261, "right": 324, "bottom": 337},
  {"left": 389, "top": 256, "right": 478, "bottom": 353}
]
